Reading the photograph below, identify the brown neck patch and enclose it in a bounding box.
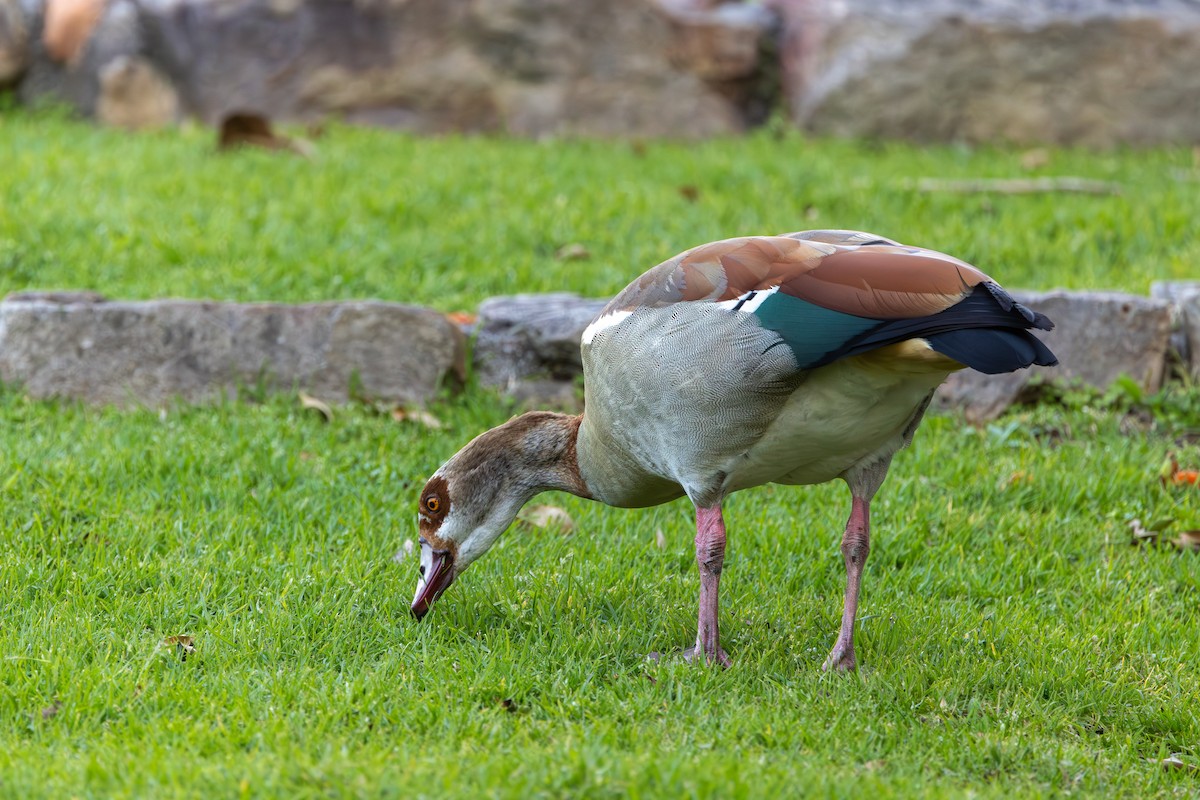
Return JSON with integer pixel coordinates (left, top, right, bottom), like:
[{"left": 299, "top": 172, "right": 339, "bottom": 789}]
[
  {"left": 418, "top": 475, "right": 458, "bottom": 556},
  {"left": 558, "top": 414, "right": 592, "bottom": 499}
]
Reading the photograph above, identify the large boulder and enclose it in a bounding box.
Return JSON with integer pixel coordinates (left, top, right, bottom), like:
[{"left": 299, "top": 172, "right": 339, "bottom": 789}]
[
  {"left": 767, "top": 0, "right": 1200, "bottom": 146},
  {"left": 934, "top": 291, "right": 1173, "bottom": 421},
  {"left": 0, "top": 293, "right": 465, "bottom": 407}
]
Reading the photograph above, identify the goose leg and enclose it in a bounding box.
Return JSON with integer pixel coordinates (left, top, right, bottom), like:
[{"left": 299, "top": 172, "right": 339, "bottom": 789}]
[
  {"left": 824, "top": 495, "right": 870, "bottom": 672},
  {"left": 683, "top": 505, "right": 732, "bottom": 667}
]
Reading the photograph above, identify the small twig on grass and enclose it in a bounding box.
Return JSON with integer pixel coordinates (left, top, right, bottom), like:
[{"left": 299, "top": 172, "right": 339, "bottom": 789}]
[{"left": 915, "top": 177, "right": 1123, "bottom": 195}]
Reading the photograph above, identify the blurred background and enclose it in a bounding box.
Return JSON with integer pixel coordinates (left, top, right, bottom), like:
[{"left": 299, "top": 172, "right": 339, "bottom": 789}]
[{"left": 4, "top": 0, "right": 1200, "bottom": 146}]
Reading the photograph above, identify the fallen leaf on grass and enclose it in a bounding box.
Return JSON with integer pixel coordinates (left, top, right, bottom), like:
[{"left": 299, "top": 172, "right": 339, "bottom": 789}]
[
  {"left": 555, "top": 243, "right": 591, "bottom": 261},
  {"left": 391, "top": 407, "right": 442, "bottom": 429},
  {"left": 41, "top": 700, "right": 62, "bottom": 720},
  {"left": 678, "top": 185, "right": 700, "bottom": 203},
  {"left": 1129, "top": 518, "right": 1200, "bottom": 552},
  {"left": 1156, "top": 755, "right": 1199, "bottom": 772},
  {"left": 299, "top": 392, "right": 333, "bottom": 423},
  {"left": 1158, "top": 452, "right": 1200, "bottom": 486},
  {"left": 1020, "top": 148, "right": 1051, "bottom": 170},
  {"left": 518, "top": 505, "right": 574, "bottom": 534},
  {"left": 1174, "top": 530, "right": 1200, "bottom": 552},
  {"left": 655, "top": 528, "right": 666, "bottom": 550},
  {"left": 1001, "top": 470, "right": 1033, "bottom": 489},
  {"left": 163, "top": 635, "right": 196, "bottom": 660},
  {"left": 1174, "top": 470, "right": 1200, "bottom": 486},
  {"left": 218, "top": 113, "right": 314, "bottom": 157},
  {"left": 445, "top": 311, "right": 477, "bottom": 326},
  {"left": 1129, "top": 517, "right": 1174, "bottom": 546}
]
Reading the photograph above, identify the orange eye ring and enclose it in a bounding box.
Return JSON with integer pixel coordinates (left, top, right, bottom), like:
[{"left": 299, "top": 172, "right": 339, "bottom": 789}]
[{"left": 426, "top": 497, "right": 440, "bottom": 513}]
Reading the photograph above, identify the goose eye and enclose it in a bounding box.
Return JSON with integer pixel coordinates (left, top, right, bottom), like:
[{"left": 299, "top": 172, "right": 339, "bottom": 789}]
[{"left": 426, "top": 497, "right": 440, "bottom": 513}]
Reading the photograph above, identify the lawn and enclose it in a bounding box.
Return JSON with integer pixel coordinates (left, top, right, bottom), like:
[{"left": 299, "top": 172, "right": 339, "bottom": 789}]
[
  {"left": 4, "top": 106, "right": 1200, "bottom": 308},
  {"left": 2, "top": 108, "right": 1200, "bottom": 798}
]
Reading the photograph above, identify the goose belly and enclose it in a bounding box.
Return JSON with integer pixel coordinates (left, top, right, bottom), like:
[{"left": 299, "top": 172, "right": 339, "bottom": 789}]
[{"left": 730, "top": 359, "right": 948, "bottom": 491}]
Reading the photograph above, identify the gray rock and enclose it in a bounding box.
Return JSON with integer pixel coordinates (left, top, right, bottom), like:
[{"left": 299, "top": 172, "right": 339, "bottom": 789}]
[
  {"left": 472, "top": 293, "right": 605, "bottom": 405},
  {"left": 768, "top": 0, "right": 1200, "bottom": 146},
  {"left": 935, "top": 291, "right": 1173, "bottom": 421},
  {"left": 0, "top": 0, "right": 30, "bottom": 87},
  {"left": 1151, "top": 281, "right": 1200, "bottom": 378},
  {"left": 0, "top": 295, "right": 465, "bottom": 407}
]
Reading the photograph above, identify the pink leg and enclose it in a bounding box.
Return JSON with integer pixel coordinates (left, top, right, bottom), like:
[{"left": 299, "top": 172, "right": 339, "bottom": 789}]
[
  {"left": 824, "top": 496, "right": 870, "bottom": 672},
  {"left": 683, "top": 505, "right": 732, "bottom": 667}
]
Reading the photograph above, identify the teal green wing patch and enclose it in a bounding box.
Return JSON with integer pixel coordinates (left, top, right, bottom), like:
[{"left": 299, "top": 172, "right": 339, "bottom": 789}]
[{"left": 752, "top": 292, "right": 879, "bottom": 368}]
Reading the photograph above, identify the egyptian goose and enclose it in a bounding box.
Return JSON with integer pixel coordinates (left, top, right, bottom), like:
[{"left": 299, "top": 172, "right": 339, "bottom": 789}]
[{"left": 411, "top": 230, "right": 1056, "bottom": 670}]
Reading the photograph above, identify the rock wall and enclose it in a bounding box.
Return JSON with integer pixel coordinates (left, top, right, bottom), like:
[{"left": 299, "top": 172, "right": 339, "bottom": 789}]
[
  {"left": 6, "top": 0, "right": 1200, "bottom": 144},
  {"left": 2, "top": 285, "right": 1197, "bottom": 420}
]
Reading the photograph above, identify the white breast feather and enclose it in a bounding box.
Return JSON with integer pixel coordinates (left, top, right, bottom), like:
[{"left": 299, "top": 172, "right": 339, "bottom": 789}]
[{"left": 581, "top": 309, "right": 633, "bottom": 345}]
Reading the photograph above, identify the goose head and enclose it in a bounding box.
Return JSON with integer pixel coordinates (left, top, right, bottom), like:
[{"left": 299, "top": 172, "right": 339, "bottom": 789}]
[{"left": 410, "top": 411, "right": 589, "bottom": 619}]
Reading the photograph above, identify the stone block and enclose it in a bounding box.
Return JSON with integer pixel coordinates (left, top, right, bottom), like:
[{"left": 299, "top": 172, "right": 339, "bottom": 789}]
[
  {"left": 0, "top": 295, "right": 465, "bottom": 407},
  {"left": 935, "top": 290, "right": 1172, "bottom": 421},
  {"left": 472, "top": 293, "right": 605, "bottom": 404},
  {"left": 767, "top": 0, "right": 1200, "bottom": 146}
]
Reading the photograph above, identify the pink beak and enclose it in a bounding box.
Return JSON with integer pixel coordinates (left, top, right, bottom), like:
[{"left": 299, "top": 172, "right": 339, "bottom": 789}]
[{"left": 411, "top": 542, "right": 455, "bottom": 620}]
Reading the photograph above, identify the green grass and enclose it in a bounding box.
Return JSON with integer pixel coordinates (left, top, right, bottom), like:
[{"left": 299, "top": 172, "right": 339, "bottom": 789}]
[
  {"left": 2, "top": 109, "right": 1200, "bottom": 797},
  {"left": 2, "top": 389, "right": 1199, "bottom": 798},
  {"left": 4, "top": 106, "right": 1200, "bottom": 309}
]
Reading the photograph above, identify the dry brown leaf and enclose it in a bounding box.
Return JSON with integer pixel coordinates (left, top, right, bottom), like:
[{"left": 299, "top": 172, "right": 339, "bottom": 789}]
[
  {"left": 555, "top": 243, "right": 591, "bottom": 261},
  {"left": 1020, "top": 148, "right": 1051, "bottom": 170},
  {"left": 391, "top": 407, "right": 442, "bottom": 429},
  {"left": 519, "top": 504, "right": 575, "bottom": 533},
  {"left": 1173, "top": 530, "right": 1200, "bottom": 552},
  {"left": 163, "top": 635, "right": 195, "bottom": 660},
  {"left": 1002, "top": 470, "right": 1032, "bottom": 489},
  {"left": 1129, "top": 518, "right": 1157, "bottom": 546},
  {"left": 1157, "top": 755, "right": 1198, "bottom": 772},
  {"left": 218, "top": 113, "right": 314, "bottom": 157},
  {"left": 1129, "top": 517, "right": 1175, "bottom": 547},
  {"left": 678, "top": 185, "right": 700, "bottom": 203},
  {"left": 41, "top": 700, "right": 62, "bottom": 721},
  {"left": 299, "top": 392, "right": 333, "bottom": 423}
]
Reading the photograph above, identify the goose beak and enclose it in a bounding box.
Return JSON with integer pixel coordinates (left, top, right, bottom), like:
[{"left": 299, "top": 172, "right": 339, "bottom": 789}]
[{"left": 411, "top": 539, "right": 455, "bottom": 620}]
